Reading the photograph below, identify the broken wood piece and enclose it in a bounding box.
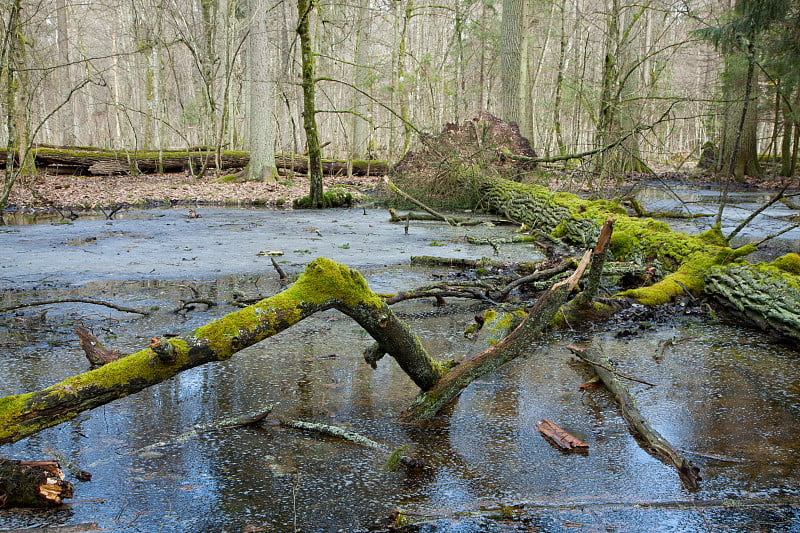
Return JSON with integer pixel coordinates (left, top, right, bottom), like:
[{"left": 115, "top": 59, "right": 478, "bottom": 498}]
[
  {"left": 0, "top": 458, "right": 74, "bottom": 508},
  {"left": 149, "top": 336, "right": 176, "bottom": 363},
  {"left": 535, "top": 419, "right": 588, "bottom": 452},
  {"left": 568, "top": 345, "right": 702, "bottom": 490},
  {"left": 75, "top": 326, "right": 124, "bottom": 367}
]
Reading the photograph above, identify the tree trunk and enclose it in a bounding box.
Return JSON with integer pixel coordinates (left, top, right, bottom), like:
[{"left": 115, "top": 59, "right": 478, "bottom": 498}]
[
  {"left": 717, "top": 51, "right": 761, "bottom": 180},
  {"left": 297, "top": 0, "right": 324, "bottom": 207},
  {"left": 247, "top": 0, "right": 279, "bottom": 182},
  {"left": 500, "top": 0, "right": 524, "bottom": 126},
  {"left": 0, "top": 258, "right": 446, "bottom": 447},
  {"left": 470, "top": 170, "right": 800, "bottom": 343},
  {"left": 6, "top": 147, "right": 388, "bottom": 176}
]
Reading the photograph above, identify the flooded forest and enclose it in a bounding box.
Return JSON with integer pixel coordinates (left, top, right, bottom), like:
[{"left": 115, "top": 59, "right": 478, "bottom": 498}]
[{"left": 2, "top": 0, "right": 800, "bottom": 532}]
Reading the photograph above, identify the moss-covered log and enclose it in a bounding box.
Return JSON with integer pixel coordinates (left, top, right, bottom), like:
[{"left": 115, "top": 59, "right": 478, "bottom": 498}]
[
  {"left": 0, "top": 258, "right": 446, "bottom": 446},
  {"left": 704, "top": 254, "right": 800, "bottom": 341},
  {"left": 0, "top": 146, "right": 388, "bottom": 176},
  {"left": 469, "top": 175, "right": 800, "bottom": 342}
]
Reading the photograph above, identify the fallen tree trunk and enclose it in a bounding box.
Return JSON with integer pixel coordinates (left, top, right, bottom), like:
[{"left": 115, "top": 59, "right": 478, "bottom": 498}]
[
  {"left": 471, "top": 174, "right": 800, "bottom": 343},
  {"left": 3, "top": 146, "right": 388, "bottom": 176},
  {"left": 568, "top": 345, "right": 702, "bottom": 490},
  {"left": 0, "top": 258, "right": 446, "bottom": 446},
  {"left": 391, "top": 113, "right": 800, "bottom": 342}
]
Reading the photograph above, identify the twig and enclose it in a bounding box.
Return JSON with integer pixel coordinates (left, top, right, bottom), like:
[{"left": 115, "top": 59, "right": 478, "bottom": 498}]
[
  {"left": 727, "top": 184, "right": 788, "bottom": 241},
  {"left": 270, "top": 257, "right": 287, "bottom": 280},
  {"left": 383, "top": 177, "right": 456, "bottom": 225},
  {"left": 748, "top": 222, "right": 800, "bottom": 248},
  {"left": 495, "top": 259, "right": 573, "bottom": 300}
]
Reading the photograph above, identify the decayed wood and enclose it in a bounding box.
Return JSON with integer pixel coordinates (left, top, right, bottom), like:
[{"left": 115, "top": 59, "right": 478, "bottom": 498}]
[
  {"left": 136, "top": 403, "right": 275, "bottom": 454},
  {"left": 0, "top": 258, "right": 446, "bottom": 447},
  {"left": 0, "top": 459, "right": 74, "bottom": 508},
  {"left": 42, "top": 446, "right": 92, "bottom": 481},
  {"left": 535, "top": 419, "right": 588, "bottom": 452},
  {"left": 0, "top": 298, "right": 150, "bottom": 316},
  {"left": 278, "top": 418, "right": 423, "bottom": 470},
  {"left": 567, "top": 345, "right": 702, "bottom": 490}
]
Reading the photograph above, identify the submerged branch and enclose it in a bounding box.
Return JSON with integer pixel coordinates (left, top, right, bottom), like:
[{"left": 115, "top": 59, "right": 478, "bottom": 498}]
[
  {"left": 0, "top": 298, "right": 151, "bottom": 315},
  {"left": 568, "top": 345, "right": 701, "bottom": 490}
]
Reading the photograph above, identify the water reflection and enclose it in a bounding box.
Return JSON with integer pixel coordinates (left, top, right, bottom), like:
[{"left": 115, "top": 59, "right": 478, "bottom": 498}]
[{"left": 2, "top": 211, "right": 800, "bottom": 531}]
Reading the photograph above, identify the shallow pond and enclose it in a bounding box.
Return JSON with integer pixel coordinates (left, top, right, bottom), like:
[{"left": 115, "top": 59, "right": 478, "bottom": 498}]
[{"left": 1, "top": 203, "right": 799, "bottom": 532}]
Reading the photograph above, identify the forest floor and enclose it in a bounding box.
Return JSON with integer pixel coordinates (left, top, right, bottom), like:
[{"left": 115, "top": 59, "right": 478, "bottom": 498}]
[
  {"left": 3, "top": 167, "right": 796, "bottom": 214},
  {"left": 4, "top": 171, "right": 385, "bottom": 213}
]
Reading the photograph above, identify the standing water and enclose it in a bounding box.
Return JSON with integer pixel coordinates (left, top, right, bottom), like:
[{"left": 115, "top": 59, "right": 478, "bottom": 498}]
[{"left": 1, "top": 204, "right": 799, "bottom": 532}]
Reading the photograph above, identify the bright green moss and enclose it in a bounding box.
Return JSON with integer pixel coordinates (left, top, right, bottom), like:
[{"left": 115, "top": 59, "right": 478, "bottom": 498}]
[
  {"left": 772, "top": 253, "right": 800, "bottom": 275},
  {"left": 697, "top": 226, "right": 728, "bottom": 247},
  {"left": 290, "top": 257, "right": 384, "bottom": 309},
  {"left": 610, "top": 230, "right": 640, "bottom": 258}
]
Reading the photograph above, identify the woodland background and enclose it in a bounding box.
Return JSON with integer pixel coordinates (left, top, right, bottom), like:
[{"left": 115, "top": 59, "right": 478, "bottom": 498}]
[{"left": 0, "top": 0, "right": 798, "bottom": 185}]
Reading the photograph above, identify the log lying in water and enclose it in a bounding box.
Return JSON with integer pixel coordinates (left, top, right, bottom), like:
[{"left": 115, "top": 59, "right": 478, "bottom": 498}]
[
  {"left": 568, "top": 345, "right": 702, "bottom": 490},
  {"left": 471, "top": 175, "right": 800, "bottom": 343}
]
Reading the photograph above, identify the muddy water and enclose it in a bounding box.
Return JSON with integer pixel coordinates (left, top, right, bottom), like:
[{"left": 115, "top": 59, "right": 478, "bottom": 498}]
[{"left": 1, "top": 205, "right": 800, "bottom": 532}]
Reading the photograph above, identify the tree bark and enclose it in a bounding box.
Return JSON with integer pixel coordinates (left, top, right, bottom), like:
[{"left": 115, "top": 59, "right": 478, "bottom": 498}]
[
  {"left": 470, "top": 172, "right": 800, "bottom": 342},
  {"left": 297, "top": 0, "right": 325, "bottom": 207},
  {"left": 500, "top": 0, "right": 524, "bottom": 127},
  {"left": 0, "top": 258, "right": 446, "bottom": 447},
  {"left": 246, "top": 0, "right": 279, "bottom": 182}
]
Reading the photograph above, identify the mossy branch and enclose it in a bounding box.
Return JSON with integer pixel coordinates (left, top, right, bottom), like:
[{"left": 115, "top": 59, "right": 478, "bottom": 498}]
[{"left": 0, "top": 258, "right": 446, "bottom": 446}]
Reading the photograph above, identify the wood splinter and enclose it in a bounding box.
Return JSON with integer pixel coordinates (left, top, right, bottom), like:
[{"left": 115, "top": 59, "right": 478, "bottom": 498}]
[{"left": 535, "top": 418, "right": 588, "bottom": 452}]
